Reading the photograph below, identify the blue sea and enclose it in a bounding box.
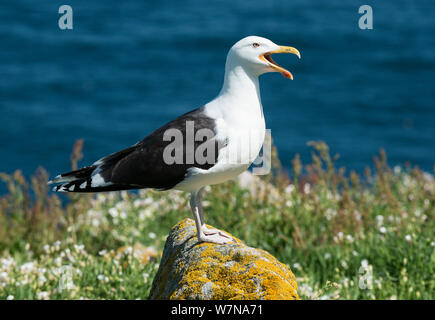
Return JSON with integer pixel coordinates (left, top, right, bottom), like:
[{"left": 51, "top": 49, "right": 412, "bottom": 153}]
[{"left": 1, "top": 0, "right": 434, "bottom": 186}]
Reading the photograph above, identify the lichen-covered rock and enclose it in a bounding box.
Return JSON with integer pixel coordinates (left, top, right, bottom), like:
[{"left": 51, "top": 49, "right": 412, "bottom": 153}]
[{"left": 149, "top": 218, "right": 299, "bottom": 300}]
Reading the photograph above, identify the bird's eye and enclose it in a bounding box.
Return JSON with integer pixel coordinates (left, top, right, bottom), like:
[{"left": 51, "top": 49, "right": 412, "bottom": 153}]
[{"left": 252, "top": 42, "right": 260, "bottom": 48}]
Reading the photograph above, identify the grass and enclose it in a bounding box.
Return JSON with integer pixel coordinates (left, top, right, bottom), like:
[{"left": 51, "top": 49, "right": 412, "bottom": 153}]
[{"left": 0, "top": 141, "right": 434, "bottom": 300}]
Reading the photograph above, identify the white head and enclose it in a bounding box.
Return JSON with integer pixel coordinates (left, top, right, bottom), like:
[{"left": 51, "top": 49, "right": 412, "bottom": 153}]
[{"left": 226, "top": 36, "right": 301, "bottom": 79}]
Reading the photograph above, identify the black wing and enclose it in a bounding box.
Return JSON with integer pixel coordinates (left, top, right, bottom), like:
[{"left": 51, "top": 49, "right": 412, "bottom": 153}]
[{"left": 50, "top": 107, "right": 225, "bottom": 192}]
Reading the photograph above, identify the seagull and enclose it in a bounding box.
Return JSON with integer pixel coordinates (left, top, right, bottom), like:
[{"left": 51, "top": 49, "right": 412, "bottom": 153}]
[{"left": 49, "top": 36, "right": 300, "bottom": 244}]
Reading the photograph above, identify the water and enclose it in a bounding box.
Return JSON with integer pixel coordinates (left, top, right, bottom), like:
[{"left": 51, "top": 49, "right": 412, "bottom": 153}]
[{"left": 1, "top": 0, "right": 434, "bottom": 185}]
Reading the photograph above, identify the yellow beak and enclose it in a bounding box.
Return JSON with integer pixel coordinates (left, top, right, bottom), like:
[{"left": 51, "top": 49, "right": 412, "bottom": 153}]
[{"left": 259, "top": 46, "right": 301, "bottom": 79}]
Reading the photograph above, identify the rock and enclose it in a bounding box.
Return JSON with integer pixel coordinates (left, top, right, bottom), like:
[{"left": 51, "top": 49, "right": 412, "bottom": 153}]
[{"left": 149, "top": 218, "right": 299, "bottom": 300}]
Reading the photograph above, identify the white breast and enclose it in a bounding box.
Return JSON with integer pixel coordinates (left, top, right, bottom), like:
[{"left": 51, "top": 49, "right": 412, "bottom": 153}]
[{"left": 174, "top": 96, "right": 266, "bottom": 192}]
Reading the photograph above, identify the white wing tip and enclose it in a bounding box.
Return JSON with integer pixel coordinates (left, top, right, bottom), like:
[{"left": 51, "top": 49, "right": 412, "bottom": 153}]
[{"left": 47, "top": 174, "right": 62, "bottom": 185}]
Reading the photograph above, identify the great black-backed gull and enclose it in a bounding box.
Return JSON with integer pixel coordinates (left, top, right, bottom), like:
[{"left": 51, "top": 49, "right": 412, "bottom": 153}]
[{"left": 48, "top": 36, "right": 300, "bottom": 244}]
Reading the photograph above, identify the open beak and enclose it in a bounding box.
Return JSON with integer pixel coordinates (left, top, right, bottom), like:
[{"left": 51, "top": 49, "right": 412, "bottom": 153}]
[{"left": 259, "top": 46, "right": 301, "bottom": 79}]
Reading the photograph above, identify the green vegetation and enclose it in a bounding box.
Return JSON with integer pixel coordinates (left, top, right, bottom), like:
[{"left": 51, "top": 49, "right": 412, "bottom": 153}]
[{"left": 0, "top": 141, "right": 434, "bottom": 299}]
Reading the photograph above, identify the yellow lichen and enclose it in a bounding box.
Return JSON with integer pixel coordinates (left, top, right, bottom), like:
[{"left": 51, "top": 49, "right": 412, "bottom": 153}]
[{"left": 151, "top": 219, "right": 299, "bottom": 300}]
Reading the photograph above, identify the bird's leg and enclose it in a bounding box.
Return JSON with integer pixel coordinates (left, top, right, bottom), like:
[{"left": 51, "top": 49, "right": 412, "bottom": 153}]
[
  {"left": 195, "top": 189, "right": 212, "bottom": 233},
  {"left": 196, "top": 189, "right": 234, "bottom": 240},
  {"left": 190, "top": 189, "right": 234, "bottom": 244}
]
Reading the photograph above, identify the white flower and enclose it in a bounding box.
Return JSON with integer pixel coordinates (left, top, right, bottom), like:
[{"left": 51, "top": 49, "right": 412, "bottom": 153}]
[
  {"left": 108, "top": 208, "right": 118, "bottom": 218},
  {"left": 37, "top": 291, "right": 50, "bottom": 300},
  {"left": 303, "top": 183, "right": 311, "bottom": 194},
  {"left": 341, "top": 277, "right": 349, "bottom": 287},
  {"left": 120, "top": 211, "right": 127, "bottom": 219},
  {"left": 292, "top": 263, "right": 301, "bottom": 269},
  {"left": 376, "top": 215, "right": 384, "bottom": 224},
  {"left": 139, "top": 209, "right": 152, "bottom": 220},
  {"left": 115, "top": 201, "right": 126, "bottom": 210},
  {"left": 98, "top": 250, "right": 107, "bottom": 256},
  {"left": 97, "top": 275, "right": 109, "bottom": 282},
  {"left": 405, "top": 234, "right": 412, "bottom": 242},
  {"left": 285, "top": 184, "right": 295, "bottom": 194},
  {"left": 353, "top": 210, "right": 361, "bottom": 221},
  {"left": 379, "top": 226, "right": 387, "bottom": 234},
  {"left": 333, "top": 231, "right": 344, "bottom": 242},
  {"left": 6, "top": 295, "right": 14, "bottom": 300},
  {"left": 54, "top": 257, "right": 62, "bottom": 266},
  {"left": 74, "top": 244, "right": 84, "bottom": 251},
  {"left": 148, "top": 232, "right": 156, "bottom": 239},
  {"left": 143, "top": 198, "right": 153, "bottom": 205},
  {"left": 38, "top": 275, "right": 47, "bottom": 284},
  {"left": 324, "top": 253, "right": 331, "bottom": 260},
  {"left": 376, "top": 215, "right": 384, "bottom": 227},
  {"left": 298, "top": 283, "right": 314, "bottom": 298},
  {"left": 20, "top": 262, "right": 35, "bottom": 273},
  {"left": 133, "top": 199, "right": 144, "bottom": 208},
  {"left": 325, "top": 208, "right": 337, "bottom": 220},
  {"left": 0, "top": 271, "right": 8, "bottom": 282},
  {"left": 64, "top": 281, "right": 76, "bottom": 291},
  {"left": 1, "top": 257, "right": 14, "bottom": 268}
]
